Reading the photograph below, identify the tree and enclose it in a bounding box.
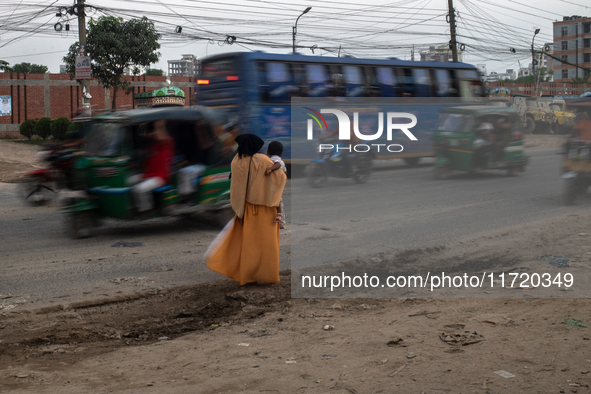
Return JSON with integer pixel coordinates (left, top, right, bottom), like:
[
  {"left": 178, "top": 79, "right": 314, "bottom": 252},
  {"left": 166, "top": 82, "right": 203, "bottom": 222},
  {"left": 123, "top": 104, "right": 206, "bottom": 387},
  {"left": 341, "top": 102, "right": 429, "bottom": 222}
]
[
  {"left": 50, "top": 117, "right": 72, "bottom": 141},
  {"left": 20, "top": 119, "right": 37, "bottom": 140},
  {"left": 63, "top": 16, "right": 161, "bottom": 110},
  {"left": 33, "top": 117, "right": 52, "bottom": 139},
  {"left": 10, "top": 62, "right": 48, "bottom": 74},
  {"left": 0, "top": 60, "right": 10, "bottom": 72},
  {"left": 143, "top": 68, "right": 164, "bottom": 76}
]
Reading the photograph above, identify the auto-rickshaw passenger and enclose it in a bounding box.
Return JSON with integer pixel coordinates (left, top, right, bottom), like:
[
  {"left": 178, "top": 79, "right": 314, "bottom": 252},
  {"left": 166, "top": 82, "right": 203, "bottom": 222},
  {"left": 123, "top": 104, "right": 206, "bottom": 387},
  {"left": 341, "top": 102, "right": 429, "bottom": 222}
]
[
  {"left": 177, "top": 119, "right": 215, "bottom": 200},
  {"left": 474, "top": 122, "right": 493, "bottom": 170},
  {"left": 492, "top": 117, "right": 512, "bottom": 164},
  {"left": 127, "top": 119, "right": 174, "bottom": 212}
]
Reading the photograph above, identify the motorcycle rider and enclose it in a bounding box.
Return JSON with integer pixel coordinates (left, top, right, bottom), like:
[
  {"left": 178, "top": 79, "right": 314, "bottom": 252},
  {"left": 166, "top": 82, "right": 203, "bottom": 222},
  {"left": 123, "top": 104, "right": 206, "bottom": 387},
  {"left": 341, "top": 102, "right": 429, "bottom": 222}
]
[{"left": 319, "top": 121, "right": 361, "bottom": 174}]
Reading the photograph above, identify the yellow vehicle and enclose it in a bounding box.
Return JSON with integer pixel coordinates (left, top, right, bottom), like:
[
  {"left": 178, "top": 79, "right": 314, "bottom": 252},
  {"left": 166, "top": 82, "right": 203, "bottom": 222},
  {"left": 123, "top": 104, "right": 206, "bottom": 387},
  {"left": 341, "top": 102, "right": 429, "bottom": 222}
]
[
  {"left": 539, "top": 98, "right": 576, "bottom": 134},
  {"left": 510, "top": 95, "right": 558, "bottom": 134}
]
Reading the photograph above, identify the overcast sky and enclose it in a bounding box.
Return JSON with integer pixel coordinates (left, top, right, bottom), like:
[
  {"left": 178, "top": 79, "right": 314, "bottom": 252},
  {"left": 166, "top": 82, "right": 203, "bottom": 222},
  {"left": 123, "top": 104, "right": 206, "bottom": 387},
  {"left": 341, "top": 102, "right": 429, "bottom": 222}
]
[{"left": 0, "top": 0, "right": 589, "bottom": 75}]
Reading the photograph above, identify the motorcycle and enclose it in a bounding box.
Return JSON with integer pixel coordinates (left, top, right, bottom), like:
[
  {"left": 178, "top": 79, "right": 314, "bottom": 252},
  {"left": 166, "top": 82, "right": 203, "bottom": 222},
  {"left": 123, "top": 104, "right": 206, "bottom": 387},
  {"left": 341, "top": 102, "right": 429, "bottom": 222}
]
[
  {"left": 306, "top": 141, "right": 373, "bottom": 188},
  {"left": 17, "top": 144, "right": 80, "bottom": 205}
]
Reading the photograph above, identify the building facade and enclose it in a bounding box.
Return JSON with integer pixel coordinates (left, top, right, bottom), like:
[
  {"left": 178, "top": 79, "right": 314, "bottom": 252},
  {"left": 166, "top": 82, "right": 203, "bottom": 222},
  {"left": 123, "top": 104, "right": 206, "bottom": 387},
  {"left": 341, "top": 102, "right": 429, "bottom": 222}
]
[
  {"left": 553, "top": 15, "right": 591, "bottom": 82},
  {"left": 419, "top": 45, "right": 463, "bottom": 62},
  {"left": 167, "top": 54, "right": 200, "bottom": 77}
]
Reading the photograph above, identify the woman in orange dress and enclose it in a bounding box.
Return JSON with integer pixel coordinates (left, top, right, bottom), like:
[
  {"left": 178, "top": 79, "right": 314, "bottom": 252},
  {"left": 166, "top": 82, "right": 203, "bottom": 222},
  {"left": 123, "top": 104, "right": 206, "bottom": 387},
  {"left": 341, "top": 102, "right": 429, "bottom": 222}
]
[{"left": 205, "top": 134, "right": 287, "bottom": 284}]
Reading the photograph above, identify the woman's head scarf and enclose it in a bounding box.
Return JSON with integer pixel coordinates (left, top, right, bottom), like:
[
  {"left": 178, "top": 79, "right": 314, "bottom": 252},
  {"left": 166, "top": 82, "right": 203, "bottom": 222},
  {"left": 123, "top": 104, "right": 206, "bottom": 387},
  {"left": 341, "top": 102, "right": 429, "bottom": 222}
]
[{"left": 235, "top": 134, "right": 264, "bottom": 158}]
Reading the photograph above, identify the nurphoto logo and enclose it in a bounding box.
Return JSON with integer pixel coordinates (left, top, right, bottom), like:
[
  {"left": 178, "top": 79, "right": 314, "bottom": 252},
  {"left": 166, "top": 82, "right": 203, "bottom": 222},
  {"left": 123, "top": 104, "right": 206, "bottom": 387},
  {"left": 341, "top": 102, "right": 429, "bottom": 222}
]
[{"left": 305, "top": 108, "right": 419, "bottom": 153}]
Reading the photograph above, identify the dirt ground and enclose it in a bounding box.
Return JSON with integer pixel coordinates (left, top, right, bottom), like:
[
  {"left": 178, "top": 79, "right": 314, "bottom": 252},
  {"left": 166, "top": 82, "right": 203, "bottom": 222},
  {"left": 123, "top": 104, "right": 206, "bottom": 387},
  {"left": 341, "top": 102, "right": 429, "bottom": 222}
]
[{"left": 2, "top": 135, "right": 590, "bottom": 394}]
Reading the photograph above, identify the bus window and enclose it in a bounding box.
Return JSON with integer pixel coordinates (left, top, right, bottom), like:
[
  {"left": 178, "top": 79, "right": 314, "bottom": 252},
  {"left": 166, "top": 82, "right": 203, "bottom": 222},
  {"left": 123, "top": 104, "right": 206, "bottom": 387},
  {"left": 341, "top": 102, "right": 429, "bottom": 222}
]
[
  {"left": 377, "top": 67, "right": 397, "bottom": 97},
  {"left": 434, "top": 69, "right": 455, "bottom": 97},
  {"left": 291, "top": 63, "right": 308, "bottom": 97},
  {"left": 412, "top": 68, "right": 433, "bottom": 97},
  {"left": 343, "top": 65, "right": 365, "bottom": 97},
  {"left": 364, "top": 67, "right": 380, "bottom": 97},
  {"left": 329, "top": 65, "right": 345, "bottom": 97},
  {"left": 306, "top": 64, "right": 330, "bottom": 97},
  {"left": 263, "top": 62, "right": 296, "bottom": 102},
  {"left": 399, "top": 68, "right": 415, "bottom": 97}
]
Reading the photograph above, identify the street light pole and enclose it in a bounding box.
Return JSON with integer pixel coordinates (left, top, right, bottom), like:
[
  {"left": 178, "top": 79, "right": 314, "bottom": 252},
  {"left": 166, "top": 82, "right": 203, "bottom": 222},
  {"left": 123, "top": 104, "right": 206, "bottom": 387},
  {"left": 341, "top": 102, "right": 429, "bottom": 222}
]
[
  {"left": 293, "top": 7, "right": 311, "bottom": 54},
  {"left": 531, "top": 28, "right": 540, "bottom": 96}
]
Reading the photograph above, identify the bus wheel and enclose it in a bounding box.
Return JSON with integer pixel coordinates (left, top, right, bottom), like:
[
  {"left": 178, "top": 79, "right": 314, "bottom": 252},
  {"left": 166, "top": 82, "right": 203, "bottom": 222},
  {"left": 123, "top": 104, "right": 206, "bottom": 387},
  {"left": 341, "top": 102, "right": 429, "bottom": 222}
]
[
  {"left": 524, "top": 117, "right": 535, "bottom": 134},
  {"left": 307, "top": 163, "right": 327, "bottom": 188},
  {"left": 403, "top": 157, "right": 421, "bottom": 166}
]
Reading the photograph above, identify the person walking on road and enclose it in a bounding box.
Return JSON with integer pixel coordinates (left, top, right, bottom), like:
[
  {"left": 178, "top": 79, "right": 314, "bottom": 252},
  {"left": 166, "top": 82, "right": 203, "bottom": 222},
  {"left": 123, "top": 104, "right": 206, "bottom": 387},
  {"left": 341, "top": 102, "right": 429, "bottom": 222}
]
[{"left": 205, "top": 134, "right": 287, "bottom": 285}]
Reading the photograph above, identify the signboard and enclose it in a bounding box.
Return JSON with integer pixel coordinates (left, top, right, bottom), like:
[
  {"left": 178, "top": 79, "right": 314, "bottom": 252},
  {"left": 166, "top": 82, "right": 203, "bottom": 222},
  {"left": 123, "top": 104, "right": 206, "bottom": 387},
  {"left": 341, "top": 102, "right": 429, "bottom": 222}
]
[
  {"left": 75, "top": 56, "right": 91, "bottom": 79},
  {"left": 133, "top": 87, "right": 186, "bottom": 108},
  {"left": 0, "top": 95, "right": 11, "bottom": 116}
]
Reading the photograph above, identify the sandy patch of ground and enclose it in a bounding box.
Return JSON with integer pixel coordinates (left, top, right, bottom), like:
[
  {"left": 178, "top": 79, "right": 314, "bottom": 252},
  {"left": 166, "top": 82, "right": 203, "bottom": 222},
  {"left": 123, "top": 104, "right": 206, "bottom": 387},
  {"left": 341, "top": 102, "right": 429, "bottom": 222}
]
[{"left": 0, "top": 140, "right": 44, "bottom": 183}]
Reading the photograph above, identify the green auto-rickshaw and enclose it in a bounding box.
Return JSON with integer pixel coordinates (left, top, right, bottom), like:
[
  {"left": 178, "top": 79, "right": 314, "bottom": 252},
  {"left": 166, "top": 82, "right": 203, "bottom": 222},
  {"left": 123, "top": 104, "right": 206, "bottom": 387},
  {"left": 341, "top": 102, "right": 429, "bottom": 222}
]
[
  {"left": 433, "top": 106, "right": 528, "bottom": 179},
  {"left": 64, "top": 106, "right": 236, "bottom": 238}
]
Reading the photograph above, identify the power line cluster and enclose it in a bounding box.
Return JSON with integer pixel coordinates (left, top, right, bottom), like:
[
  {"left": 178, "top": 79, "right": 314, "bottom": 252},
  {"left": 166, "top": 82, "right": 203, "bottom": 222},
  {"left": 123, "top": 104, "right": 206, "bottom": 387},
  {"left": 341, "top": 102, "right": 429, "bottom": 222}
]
[{"left": 0, "top": 0, "right": 586, "bottom": 67}]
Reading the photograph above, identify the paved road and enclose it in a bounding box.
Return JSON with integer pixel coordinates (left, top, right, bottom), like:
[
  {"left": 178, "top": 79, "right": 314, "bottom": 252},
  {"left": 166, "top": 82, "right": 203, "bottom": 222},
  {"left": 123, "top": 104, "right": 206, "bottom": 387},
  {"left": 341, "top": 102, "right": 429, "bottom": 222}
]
[
  {"left": 291, "top": 149, "right": 591, "bottom": 268},
  {"left": 1, "top": 149, "right": 589, "bottom": 307}
]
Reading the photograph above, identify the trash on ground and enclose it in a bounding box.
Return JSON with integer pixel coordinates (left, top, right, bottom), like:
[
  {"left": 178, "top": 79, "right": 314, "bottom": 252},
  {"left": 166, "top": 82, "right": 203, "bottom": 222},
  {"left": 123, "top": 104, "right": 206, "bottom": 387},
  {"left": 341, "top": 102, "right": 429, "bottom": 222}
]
[
  {"left": 323, "top": 325, "right": 334, "bottom": 330},
  {"left": 238, "top": 343, "right": 250, "bottom": 347},
  {"left": 539, "top": 254, "right": 570, "bottom": 268},
  {"left": 285, "top": 360, "right": 297, "bottom": 364},
  {"left": 481, "top": 320, "right": 497, "bottom": 327},
  {"left": 494, "top": 370, "right": 516, "bottom": 379},
  {"left": 406, "top": 353, "right": 416, "bottom": 359},
  {"left": 439, "top": 331, "right": 484, "bottom": 346},
  {"left": 561, "top": 318, "right": 586, "bottom": 328},
  {"left": 158, "top": 336, "right": 168, "bottom": 341}
]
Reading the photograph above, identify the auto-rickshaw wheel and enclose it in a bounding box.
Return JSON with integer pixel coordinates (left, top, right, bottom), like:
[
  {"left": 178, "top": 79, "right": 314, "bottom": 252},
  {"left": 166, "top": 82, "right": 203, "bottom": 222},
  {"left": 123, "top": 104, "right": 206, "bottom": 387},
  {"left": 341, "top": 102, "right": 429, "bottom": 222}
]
[
  {"left": 524, "top": 117, "right": 535, "bottom": 134},
  {"left": 434, "top": 165, "right": 450, "bottom": 180},
  {"left": 70, "top": 211, "right": 94, "bottom": 239},
  {"left": 563, "top": 178, "right": 578, "bottom": 206}
]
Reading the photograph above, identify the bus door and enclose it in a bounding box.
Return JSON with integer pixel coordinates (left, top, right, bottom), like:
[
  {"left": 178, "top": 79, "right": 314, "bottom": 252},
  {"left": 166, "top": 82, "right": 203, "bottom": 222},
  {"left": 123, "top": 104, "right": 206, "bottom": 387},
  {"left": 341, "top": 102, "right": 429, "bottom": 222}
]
[{"left": 343, "top": 65, "right": 365, "bottom": 97}]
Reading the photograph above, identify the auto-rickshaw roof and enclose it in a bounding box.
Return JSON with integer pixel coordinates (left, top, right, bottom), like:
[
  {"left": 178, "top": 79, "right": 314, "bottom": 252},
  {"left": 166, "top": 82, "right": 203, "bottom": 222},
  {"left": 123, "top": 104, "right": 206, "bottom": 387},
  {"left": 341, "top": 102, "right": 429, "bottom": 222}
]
[{"left": 93, "top": 105, "right": 228, "bottom": 125}]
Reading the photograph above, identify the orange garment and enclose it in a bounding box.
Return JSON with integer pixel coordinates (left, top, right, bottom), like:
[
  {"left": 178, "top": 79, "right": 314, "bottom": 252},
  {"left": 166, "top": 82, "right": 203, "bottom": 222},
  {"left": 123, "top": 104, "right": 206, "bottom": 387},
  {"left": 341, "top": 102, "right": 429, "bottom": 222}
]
[{"left": 206, "top": 153, "right": 287, "bottom": 284}]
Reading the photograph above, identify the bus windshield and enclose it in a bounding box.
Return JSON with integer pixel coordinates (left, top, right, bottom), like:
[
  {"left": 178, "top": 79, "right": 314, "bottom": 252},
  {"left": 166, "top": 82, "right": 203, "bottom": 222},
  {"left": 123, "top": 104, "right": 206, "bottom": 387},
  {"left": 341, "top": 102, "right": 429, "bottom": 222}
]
[{"left": 201, "top": 58, "right": 238, "bottom": 79}]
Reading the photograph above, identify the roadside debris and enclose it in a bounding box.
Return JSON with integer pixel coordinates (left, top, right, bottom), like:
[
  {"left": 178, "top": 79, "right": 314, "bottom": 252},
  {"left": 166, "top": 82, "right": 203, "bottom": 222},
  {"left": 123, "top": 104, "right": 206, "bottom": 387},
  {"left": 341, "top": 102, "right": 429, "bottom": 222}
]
[
  {"left": 409, "top": 311, "right": 441, "bottom": 318},
  {"left": 439, "top": 331, "right": 484, "bottom": 346},
  {"left": 238, "top": 343, "right": 250, "bottom": 347},
  {"left": 540, "top": 254, "right": 570, "bottom": 268},
  {"left": 561, "top": 318, "right": 586, "bottom": 328},
  {"left": 481, "top": 320, "right": 497, "bottom": 327},
  {"left": 387, "top": 338, "right": 405, "bottom": 347},
  {"left": 323, "top": 325, "right": 334, "bottom": 330},
  {"left": 494, "top": 370, "right": 516, "bottom": 379}
]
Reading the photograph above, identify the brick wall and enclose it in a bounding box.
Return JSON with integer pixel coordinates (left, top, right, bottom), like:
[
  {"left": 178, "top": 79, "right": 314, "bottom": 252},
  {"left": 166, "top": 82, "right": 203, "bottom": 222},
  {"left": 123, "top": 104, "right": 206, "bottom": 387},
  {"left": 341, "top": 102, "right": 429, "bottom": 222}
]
[{"left": 0, "top": 73, "right": 197, "bottom": 138}]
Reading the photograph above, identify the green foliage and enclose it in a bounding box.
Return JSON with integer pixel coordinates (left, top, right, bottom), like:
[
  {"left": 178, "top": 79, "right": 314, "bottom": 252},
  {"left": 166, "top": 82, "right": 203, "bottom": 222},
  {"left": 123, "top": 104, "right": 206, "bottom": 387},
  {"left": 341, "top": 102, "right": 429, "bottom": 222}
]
[
  {"left": 496, "top": 67, "right": 552, "bottom": 84},
  {"left": 50, "top": 117, "right": 72, "bottom": 141},
  {"left": 143, "top": 68, "right": 164, "bottom": 76},
  {"left": 19, "top": 119, "right": 37, "bottom": 140},
  {"left": 0, "top": 60, "right": 10, "bottom": 72},
  {"left": 10, "top": 62, "right": 48, "bottom": 74},
  {"left": 571, "top": 75, "right": 590, "bottom": 84},
  {"left": 63, "top": 16, "right": 161, "bottom": 110},
  {"left": 33, "top": 117, "right": 52, "bottom": 139}
]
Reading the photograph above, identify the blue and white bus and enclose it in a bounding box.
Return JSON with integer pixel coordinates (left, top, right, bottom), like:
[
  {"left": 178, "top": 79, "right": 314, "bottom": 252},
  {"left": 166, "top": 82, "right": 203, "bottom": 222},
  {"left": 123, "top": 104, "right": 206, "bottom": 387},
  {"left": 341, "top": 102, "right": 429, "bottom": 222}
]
[{"left": 196, "top": 51, "right": 484, "bottom": 163}]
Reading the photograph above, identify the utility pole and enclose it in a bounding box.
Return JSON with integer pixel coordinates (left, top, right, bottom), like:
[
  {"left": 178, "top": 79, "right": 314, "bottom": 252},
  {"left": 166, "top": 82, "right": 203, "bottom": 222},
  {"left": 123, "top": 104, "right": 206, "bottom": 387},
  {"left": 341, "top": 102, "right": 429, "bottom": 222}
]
[
  {"left": 77, "top": 0, "right": 90, "bottom": 111},
  {"left": 576, "top": 23, "right": 579, "bottom": 79},
  {"left": 411, "top": 45, "right": 414, "bottom": 61},
  {"left": 447, "top": 0, "right": 458, "bottom": 62}
]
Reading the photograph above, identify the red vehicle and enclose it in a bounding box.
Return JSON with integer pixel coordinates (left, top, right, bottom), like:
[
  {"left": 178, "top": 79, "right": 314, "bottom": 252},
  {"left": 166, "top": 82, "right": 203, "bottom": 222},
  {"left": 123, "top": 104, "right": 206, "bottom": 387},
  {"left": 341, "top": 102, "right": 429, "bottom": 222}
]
[{"left": 17, "top": 144, "right": 80, "bottom": 205}]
